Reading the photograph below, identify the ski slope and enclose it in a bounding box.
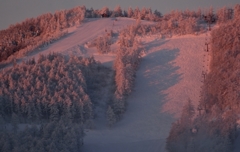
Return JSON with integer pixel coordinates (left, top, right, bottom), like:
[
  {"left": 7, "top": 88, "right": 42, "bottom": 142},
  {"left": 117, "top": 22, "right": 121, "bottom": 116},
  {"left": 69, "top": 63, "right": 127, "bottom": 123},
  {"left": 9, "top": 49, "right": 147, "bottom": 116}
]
[
  {"left": 25, "top": 18, "right": 154, "bottom": 64},
  {"left": 13, "top": 18, "right": 207, "bottom": 151},
  {"left": 81, "top": 33, "right": 206, "bottom": 152}
]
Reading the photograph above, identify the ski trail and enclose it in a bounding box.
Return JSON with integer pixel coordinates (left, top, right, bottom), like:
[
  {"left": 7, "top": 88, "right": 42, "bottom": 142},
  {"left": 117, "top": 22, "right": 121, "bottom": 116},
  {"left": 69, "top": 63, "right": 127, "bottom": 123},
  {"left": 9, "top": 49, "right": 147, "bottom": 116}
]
[
  {"left": 82, "top": 40, "right": 177, "bottom": 152},
  {"left": 82, "top": 35, "right": 206, "bottom": 152},
  {"left": 1, "top": 18, "right": 152, "bottom": 71}
]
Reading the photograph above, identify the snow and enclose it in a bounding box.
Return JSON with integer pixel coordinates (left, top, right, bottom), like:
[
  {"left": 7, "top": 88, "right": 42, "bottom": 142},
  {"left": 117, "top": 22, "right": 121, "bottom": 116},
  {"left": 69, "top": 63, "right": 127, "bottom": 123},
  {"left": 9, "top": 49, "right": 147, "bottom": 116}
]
[
  {"left": 25, "top": 18, "right": 154, "bottom": 63},
  {"left": 80, "top": 33, "right": 206, "bottom": 151},
  {"left": 5, "top": 17, "right": 208, "bottom": 151}
]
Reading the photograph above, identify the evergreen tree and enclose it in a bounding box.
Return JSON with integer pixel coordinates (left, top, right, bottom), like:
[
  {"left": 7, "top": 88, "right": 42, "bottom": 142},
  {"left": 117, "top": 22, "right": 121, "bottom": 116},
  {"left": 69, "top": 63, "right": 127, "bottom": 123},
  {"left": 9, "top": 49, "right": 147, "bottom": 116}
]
[
  {"left": 234, "top": 4, "right": 240, "bottom": 19},
  {"left": 180, "top": 99, "right": 195, "bottom": 126},
  {"left": 128, "top": 7, "right": 134, "bottom": 18},
  {"left": 107, "top": 106, "right": 116, "bottom": 127},
  {"left": 217, "top": 7, "right": 228, "bottom": 24},
  {"left": 0, "top": 115, "right": 6, "bottom": 129},
  {"left": 101, "top": 7, "right": 110, "bottom": 16},
  {"left": 11, "top": 112, "right": 19, "bottom": 132},
  {"left": 154, "top": 10, "right": 162, "bottom": 18},
  {"left": 113, "top": 5, "right": 122, "bottom": 17},
  {"left": 50, "top": 104, "right": 60, "bottom": 122}
]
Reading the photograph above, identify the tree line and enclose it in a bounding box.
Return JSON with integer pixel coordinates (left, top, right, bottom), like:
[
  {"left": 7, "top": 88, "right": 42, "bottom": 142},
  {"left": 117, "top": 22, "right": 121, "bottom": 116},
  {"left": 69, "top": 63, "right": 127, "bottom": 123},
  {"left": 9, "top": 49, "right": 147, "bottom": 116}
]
[
  {"left": 85, "top": 6, "right": 162, "bottom": 21},
  {"left": 2, "top": 4, "right": 238, "bottom": 65},
  {"left": 106, "top": 21, "right": 144, "bottom": 126}
]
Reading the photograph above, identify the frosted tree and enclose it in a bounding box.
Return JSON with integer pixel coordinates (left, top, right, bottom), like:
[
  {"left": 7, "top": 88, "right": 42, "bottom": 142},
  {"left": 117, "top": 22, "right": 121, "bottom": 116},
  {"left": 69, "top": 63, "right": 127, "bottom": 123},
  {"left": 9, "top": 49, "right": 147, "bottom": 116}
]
[
  {"left": 27, "top": 103, "right": 35, "bottom": 121},
  {"left": 95, "top": 34, "right": 111, "bottom": 54},
  {"left": 167, "top": 19, "right": 177, "bottom": 29},
  {"left": 114, "top": 52, "right": 126, "bottom": 96},
  {"left": 80, "top": 6, "right": 86, "bottom": 22},
  {"left": 128, "top": 7, "right": 134, "bottom": 18},
  {"left": 0, "top": 115, "right": 6, "bottom": 129},
  {"left": 196, "top": 8, "right": 202, "bottom": 19},
  {"left": 166, "top": 99, "right": 195, "bottom": 152},
  {"left": 234, "top": 4, "right": 240, "bottom": 20},
  {"left": 110, "top": 25, "right": 143, "bottom": 120},
  {"left": 133, "top": 7, "right": 140, "bottom": 19},
  {"left": 124, "top": 64, "right": 134, "bottom": 94},
  {"left": 144, "top": 8, "right": 155, "bottom": 21},
  {"left": 101, "top": 6, "right": 110, "bottom": 16},
  {"left": 107, "top": 106, "right": 116, "bottom": 127},
  {"left": 185, "top": 17, "right": 198, "bottom": 34},
  {"left": 112, "top": 5, "right": 122, "bottom": 17},
  {"left": 72, "top": 6, "right": 86, "bottom": 25},
  {"left": 140, "top": 7, "right": 147, "bottom": 19},
  {"left": 113, "top": 96, "right": 126, "bottom": 118},
  {"left": 180, "top": 99, "right": 195, "bottom": 126},
  {"left": 50, "top": 103, "right": 60, "bottom": 122},
  {"left": 11, "top": 112, "right": 19, "bottom": 132},
  {"left": 217, "top": 7, "right": 228, "bottom": 24},
  {"left": 1, "top": 136, "right": 12, "bottom": 152}
]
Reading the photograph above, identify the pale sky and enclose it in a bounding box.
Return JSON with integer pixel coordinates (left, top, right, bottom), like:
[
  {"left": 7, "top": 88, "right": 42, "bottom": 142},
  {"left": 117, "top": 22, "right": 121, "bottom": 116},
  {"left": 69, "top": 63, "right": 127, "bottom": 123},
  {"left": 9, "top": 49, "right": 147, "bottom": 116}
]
[{"left": 0, "top": 0, "right": 239, "bottom": 30}]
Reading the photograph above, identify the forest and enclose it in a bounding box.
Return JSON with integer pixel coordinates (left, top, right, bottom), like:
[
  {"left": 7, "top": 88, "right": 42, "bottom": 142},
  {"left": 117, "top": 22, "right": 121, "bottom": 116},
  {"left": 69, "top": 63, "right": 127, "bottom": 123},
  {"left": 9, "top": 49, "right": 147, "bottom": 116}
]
[{"left": 0, "top": 53, "right": 111, "bottom": 151}]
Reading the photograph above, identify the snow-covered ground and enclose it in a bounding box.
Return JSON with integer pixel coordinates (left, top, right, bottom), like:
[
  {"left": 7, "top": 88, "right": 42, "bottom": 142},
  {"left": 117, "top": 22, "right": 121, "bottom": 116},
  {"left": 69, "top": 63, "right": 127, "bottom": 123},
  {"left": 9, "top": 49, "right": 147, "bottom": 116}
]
[
  {"left": 25, "top": 18, "right": 154, "bottom": 63},
  {"left": 81, "top": 33, "right": 206, "bottom": 152},
  {"left": 8, "top": 18, "right": 208, "bottom": 151}
]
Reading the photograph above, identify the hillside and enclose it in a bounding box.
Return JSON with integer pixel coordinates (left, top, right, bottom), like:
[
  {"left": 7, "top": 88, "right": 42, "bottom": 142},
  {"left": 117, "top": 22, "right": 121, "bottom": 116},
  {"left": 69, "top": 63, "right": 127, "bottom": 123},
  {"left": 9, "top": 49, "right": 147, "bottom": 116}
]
[
  {"left": 81, "top": 32, "right": 206, "bottom": 151},
  {"left": 22, "top": 17, "right": 206, "bottom": 118},
  {"left": 0, "top": 17, "right": 208, "bottom": 151},
  {"left": 1, "top": 18, "right": 153, "bottom": 69},
  {"left": 1, "top": 3, "right": 240, "bottom": 152}
]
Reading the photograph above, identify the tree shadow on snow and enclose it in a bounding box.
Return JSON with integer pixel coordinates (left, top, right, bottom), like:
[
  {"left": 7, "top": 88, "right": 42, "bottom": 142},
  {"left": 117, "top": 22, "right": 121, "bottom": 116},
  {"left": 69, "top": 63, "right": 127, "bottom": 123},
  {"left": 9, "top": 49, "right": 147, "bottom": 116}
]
[
  {"left": 80, "top": 47, "right": 182, "bottom": 152},
  {"left": 144, "top": 39, "right": 169, "bottom": 54},
  {"left": 141, "top": 48, "right": 182, "bottom": 116},
  {"left": 143, "top": 48, "right": 181, "bottom": 90}
]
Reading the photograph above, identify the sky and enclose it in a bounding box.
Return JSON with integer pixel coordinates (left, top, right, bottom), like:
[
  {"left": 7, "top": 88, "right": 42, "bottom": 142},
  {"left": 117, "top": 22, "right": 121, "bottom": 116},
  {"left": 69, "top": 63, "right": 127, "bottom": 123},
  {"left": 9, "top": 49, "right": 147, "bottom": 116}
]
[{"left": 0, "top": 0, "right": 239, "bottom": 30}]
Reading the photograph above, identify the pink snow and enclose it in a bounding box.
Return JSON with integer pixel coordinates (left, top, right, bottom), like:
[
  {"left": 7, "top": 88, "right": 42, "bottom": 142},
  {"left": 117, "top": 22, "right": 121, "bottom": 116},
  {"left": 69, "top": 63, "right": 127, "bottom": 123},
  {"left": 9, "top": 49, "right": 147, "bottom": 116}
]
[
  {"left": 81, "top": 20, "right": 206, "bottom": 151},
  {"left": 9, "top": 18, "right": 208, "bottom": 152}
]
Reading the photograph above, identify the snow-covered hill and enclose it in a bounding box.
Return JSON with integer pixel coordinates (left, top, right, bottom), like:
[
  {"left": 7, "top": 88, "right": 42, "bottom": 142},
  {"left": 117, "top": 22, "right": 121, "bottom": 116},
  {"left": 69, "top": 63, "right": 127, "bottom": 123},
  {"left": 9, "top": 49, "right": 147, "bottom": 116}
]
[
  {"left": 13, "top": 18, "right": 207, "bottom": 151},
  {"left": 23, "top": 18, "right": 153, "bottom": 65},
  {"left": 81, "top": 33, "right": 206, "bottom": 152}
]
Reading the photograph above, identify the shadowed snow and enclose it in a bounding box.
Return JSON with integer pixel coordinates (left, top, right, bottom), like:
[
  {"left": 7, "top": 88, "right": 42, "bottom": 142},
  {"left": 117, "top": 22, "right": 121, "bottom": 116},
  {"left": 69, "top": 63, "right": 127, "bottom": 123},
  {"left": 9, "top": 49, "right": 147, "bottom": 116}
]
[{"left": 82, "top": 34, "right": 206, "bottom": 151}]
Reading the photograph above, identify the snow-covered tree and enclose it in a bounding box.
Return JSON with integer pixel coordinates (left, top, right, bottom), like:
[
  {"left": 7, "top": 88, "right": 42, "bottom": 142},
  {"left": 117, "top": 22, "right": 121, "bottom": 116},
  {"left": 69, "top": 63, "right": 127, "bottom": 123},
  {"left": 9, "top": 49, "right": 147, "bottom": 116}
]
[
  {"left": 11, "top": 112, "right": 19, "bottom": 132},
  {"left": 101, "top": 6, "right": 110, "bottom": 15},
  {"left": 133, "top": 7, "right": 140, "bottom": 19},
  {"left": 180, "top": 99, "right": 195, "bottom": 126},
  {"left": 107, "top": 106, "right": 116, "bottom": 127},
  {"left": 112, "top": 5, "right": 122, "bottom": 17},
  {"left": 95, "top": 34, "right": 111, "bottom": 54},
  {"left": 234, "top": 4, "right": 240, "bottom": 20},
  {"left": 128, "top": 7, "right": 134, "bottom": 18},
  {"left": 217, "top": 7, "right": 229, "bottom": 24}
]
